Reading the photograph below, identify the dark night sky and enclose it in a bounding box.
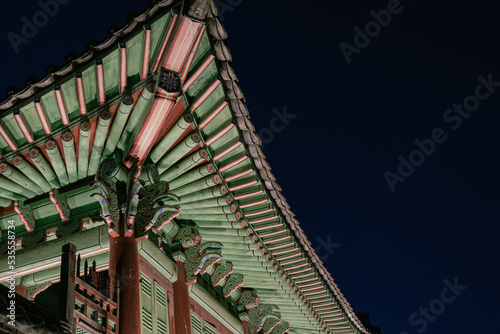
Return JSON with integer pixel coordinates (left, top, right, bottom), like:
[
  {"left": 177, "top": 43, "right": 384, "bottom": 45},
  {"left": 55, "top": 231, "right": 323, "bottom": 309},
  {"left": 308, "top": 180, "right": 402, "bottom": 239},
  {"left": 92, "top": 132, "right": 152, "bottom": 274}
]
[{"left": 1, "top": 1, "right": 499, "bottom": 333}]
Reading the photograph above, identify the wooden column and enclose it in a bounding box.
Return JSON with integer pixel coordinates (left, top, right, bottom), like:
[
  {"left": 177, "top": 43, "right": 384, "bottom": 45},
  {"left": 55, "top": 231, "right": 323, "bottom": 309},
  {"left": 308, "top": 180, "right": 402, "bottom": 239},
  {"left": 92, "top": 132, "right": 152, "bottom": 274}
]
[
  {"left": 173, "top": 254, "right": 192, "bottom": 334},
  {"left": 109, "top": 233, "right": 141, "bottom": 334},
  {"left": 90, "top": 159, "right": 180, "bottom": 333},
  {"left": 59, "top": 243, "right": 76, "bottom": 333},
  {"left": 239, "top": 313, "right": 252, "bottom": 334},
  {"left": 15, "top": 282, "right": 27, "bottom": 299},
  {"left": 241, "top": 318, "right": 251, "bottom": 334},
  {"left": 168, "top": 290, "right": 176, "bottom": 334}
]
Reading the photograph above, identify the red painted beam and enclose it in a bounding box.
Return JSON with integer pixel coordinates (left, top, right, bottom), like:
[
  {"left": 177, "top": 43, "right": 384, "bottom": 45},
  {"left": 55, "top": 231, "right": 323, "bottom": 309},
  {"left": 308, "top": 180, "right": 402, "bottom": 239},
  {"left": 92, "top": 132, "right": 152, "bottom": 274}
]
[
  {"left": 54, "top": 85, "right": 69, "bottom": 125},
  {"left": 76, "top": 72, "right": 87, "bottom": 115},
  {"left": 120, "top": 43, "right": 127, "bottom": 93},
  {"left": 13, "top": 109, "right": 33, "bottom": 143},
  {"left": 0, "top": 125, "right": 17, "bottom": 151},
  {"left": 34, "top": 97, "right": 51, "bottom": 134},
  {"left": 162, "top": 17, "right": 205, "bottom": 74},
  {"left": 96, "top": 59, "right": 105, "bottom": 105},
  {"left": 152, "top": 13, "right": 179, "bottom": 73},
  {"left": 142, "top": 26, "right": 152, "bottom": 80}
]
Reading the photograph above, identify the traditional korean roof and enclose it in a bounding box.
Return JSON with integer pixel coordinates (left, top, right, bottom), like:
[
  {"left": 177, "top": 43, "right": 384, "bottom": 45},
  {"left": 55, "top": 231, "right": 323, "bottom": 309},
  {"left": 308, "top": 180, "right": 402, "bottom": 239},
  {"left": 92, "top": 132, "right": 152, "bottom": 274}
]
[{"left": 0, "top": 1, "right": 376, "bottom": 333}]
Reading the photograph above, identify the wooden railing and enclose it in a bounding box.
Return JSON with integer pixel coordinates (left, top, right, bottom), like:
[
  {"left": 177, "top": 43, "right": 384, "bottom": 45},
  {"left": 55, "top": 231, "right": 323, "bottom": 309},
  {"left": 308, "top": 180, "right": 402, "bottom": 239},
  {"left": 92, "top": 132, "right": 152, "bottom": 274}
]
[
  {"left": 74, "top": 276, "right": 119, "bottom": 334},
  {"left": 59, "top": 243, "right": 119, "bottom": 334}
]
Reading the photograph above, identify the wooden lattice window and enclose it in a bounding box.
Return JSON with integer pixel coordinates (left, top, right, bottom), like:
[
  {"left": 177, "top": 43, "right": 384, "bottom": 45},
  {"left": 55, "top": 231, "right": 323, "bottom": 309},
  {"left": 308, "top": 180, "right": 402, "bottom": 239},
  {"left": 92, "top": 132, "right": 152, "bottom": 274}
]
[
  {"left": 140, "top": 272, "right": 170, "bottom": 334},
  {"left": 191, "top": 311, "right": 220, "bottom": 334}
]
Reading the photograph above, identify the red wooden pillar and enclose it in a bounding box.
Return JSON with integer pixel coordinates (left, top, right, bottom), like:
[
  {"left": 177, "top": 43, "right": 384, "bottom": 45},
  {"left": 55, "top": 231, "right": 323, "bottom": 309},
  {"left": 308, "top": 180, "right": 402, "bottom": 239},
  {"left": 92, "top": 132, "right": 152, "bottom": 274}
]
[
  {"left": 241, "top": 316, "right": 251, "bottom": 334},
  {"left": 168, "top": 290, "right": 176, "bottom": 334},
  {"left": 15, "top": 282, "right": 27, "bottom": 299},
  {"left": 173, "top": 255, "right": 192, "bottom": 334},
  {"left": 109, "top": 234, "right": 141, "bottom": 334},
  {"left": 59, "top": 243, "right": 76, "bottom": 334}
]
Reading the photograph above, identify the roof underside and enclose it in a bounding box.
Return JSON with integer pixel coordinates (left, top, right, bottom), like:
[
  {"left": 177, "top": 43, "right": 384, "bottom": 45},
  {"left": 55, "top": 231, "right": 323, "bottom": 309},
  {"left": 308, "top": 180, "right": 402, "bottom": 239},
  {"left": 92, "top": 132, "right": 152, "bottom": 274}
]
[{"left": 0, "top": 1, "right": 371, "bottom": 333}]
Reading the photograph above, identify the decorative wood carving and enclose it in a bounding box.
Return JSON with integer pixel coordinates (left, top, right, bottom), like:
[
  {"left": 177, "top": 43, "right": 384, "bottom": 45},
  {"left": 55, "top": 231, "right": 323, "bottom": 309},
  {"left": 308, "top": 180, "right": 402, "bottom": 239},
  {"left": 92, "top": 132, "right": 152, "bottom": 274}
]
[
  {"left": 174, "top": 226, "right": 223, "bottom": 284},
  {"left": 238, "top": 290, "right": 260, "bottom": 311},
  {"left": 210, "top": 262, "right": 233, "bottom": 287},
  {"left": 222, "top": 274, "right": 244, "bottom": 298},
  {"left": 49, "top": 188, "right": 71, "bottom": 222},
  {"left": 90, "top": 158, "right": 180, "bottom": 239},
  {"left": 14, "top": 200, "right": 35, "bottom": 232},
  {"left": 159, "top": 69, "right": 181, "bottom": 93},
  {"left": 175, "top": 226, "right": 202, "bottom": 249},
  {"left": 270, "top": 321, "right": 290, "bottom": 334},
  {"left": 246, "top": 305, "right": 282, "bottom": 334},
  {"left": 262, "top": 316, "right": 282, "bottom": 334}
]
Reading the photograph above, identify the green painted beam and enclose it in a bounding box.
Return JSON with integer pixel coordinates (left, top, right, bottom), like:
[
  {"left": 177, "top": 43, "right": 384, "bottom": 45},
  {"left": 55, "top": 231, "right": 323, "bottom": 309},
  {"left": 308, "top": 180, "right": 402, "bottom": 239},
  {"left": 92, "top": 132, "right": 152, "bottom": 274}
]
[
  {"left": 0, "top": 197, "right": 11, "bottom": 207},
  {"left": 0, "top": 187, "right": 96, "bottom": 230},
  {"left": 78, "top": 120, "right": 91, "bottom": 179},
  {"left": 159, "top": 149, "right": 207, "bottom": 179},
  {"left": 117, "top": 83, "right": 155, "bottom": 155},
  {"left": 88, "top": 110, "right": 112, "bottom": 176},
  {"left": 150, "top": 112, "right": 194, "bottom": 163},
  {"left": 214, "top": 141, "right": 246, "bottom": 166},
  {"left": 28, "top": 147, "right": 59, "bottom": 189},
  {"left": 208, "top": 240, "right": 259, "bottom": 252},
  {"left": 195, "top": 225, "right": 245, "bottom": 238},
  {"left": 102, "top": 95, "right": 135, "bottom": 157},
  {"left": 22, "top": 252, "right": 109, "bottom": 287},
  {"left": 61, "top": 130, "right": 78, "bottom": 183},
  {"left": 0, "top": 189, "right": 26, "bottom": 201},
  {"left": 173, "top": 174, "right": 221, "bottom": 197},
  {"left": 30, "top": 189, "right": 96, "bottom": 221},
  {"left": 179, "top": 186, "right": 227, "bottom": 204},
  {"left": 0, "top": 162, "right": 43, "bottom": 195},
  {"left": 157, "top": 132, "right": 202, "bottom": 173},
  {"left": 181, "top": 213, "right": 237, "bottom": 222},
  {"left": 168, "top": 163, "right": 215, "bottom": 190},
  {"left": 177, "top": 196, "right": 230, "bottom": 210},
  {"left": 0, "top": 170, "right": 37, "bottom": 198},
  {"left": 45, "top": 138, "right": 69, "bottom": 187},
  {"left": 180, "top": 205, "right": 233, "bottom": 215},
  {"left": 204, "top": 123, "right": 239, "bottom": 152},
  {"left": 0, "top": 226, "right": 109, "bottom": 278},
  {"left": 11, "top": 155, "right": 51, "bottom": 193}
]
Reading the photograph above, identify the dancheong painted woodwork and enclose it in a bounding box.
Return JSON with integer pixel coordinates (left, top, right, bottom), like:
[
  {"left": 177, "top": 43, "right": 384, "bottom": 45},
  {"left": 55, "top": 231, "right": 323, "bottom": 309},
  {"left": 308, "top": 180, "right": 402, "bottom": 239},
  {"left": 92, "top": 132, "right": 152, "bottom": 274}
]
[{"left": 0, "top": 1, "right": 382, "bottom": 334}]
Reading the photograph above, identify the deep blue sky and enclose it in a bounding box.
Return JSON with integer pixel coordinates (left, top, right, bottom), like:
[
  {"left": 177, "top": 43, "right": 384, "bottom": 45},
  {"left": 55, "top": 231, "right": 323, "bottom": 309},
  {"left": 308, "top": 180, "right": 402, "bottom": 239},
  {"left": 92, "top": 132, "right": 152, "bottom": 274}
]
[{"left": 1, "top": 1, "right": 499, "bottom": 333}]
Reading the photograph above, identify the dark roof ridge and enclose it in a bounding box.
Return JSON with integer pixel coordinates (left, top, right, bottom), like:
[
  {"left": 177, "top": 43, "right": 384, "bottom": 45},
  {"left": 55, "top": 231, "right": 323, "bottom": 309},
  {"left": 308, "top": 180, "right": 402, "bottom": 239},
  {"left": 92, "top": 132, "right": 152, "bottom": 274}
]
[{"left": 184, "top": 0, "right": 211, "bottom": 21}]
